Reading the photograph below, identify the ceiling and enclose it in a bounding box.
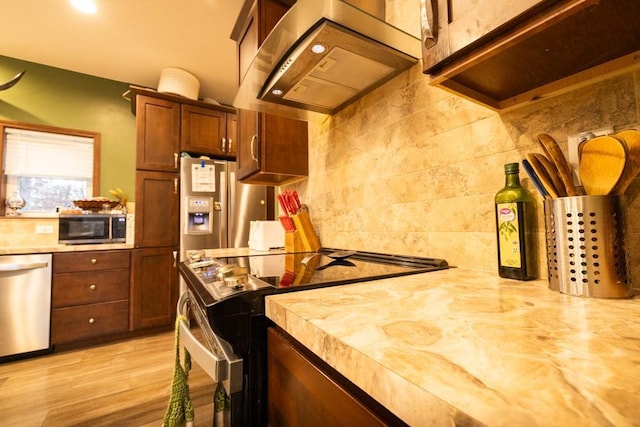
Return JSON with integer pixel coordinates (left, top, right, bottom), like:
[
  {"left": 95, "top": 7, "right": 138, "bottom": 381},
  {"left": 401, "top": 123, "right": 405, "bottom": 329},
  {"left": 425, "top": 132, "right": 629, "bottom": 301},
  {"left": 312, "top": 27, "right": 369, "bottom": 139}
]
[{"left": 0, "top": 0, "right": 245, "bottom": 106}]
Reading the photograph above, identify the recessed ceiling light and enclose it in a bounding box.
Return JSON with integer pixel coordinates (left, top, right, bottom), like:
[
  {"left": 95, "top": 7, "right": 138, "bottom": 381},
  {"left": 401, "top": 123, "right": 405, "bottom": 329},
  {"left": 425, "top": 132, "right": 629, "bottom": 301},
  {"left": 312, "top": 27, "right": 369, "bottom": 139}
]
[
  {"left": 70, "top": 0, "right": 97, "bottom": 14},
  {"left": 271, "top": 89, "right": 284, "bottom": 96},
  {"left": 310, "top": 43, "right": 327, "bottom": 54}
]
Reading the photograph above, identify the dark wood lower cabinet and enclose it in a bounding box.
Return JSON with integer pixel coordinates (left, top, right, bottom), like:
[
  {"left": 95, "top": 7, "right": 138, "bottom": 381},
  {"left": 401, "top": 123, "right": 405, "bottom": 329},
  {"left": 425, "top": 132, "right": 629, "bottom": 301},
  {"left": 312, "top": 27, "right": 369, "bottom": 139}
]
[
  {"left": 267, "top": 327, "right": 407, "bottom": 427},
  {"left": 51, "top": 301, "right": 129, "bottom": 344},
  {"left": 130, "top": 247, "right": 178, "bottom": 330},
  {"left": 51, "top": 250, "right": 131, "bottom": 346}
]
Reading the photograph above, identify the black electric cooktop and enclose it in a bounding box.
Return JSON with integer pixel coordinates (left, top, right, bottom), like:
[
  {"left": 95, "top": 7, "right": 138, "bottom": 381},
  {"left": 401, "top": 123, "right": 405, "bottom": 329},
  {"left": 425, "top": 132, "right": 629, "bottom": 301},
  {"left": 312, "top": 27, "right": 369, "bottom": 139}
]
[
  {"left": 179, "top": 248, "right": 449, "bottom": 356},
  {"left": 182, "top": 248, "right": 449, "bottom": 306}
]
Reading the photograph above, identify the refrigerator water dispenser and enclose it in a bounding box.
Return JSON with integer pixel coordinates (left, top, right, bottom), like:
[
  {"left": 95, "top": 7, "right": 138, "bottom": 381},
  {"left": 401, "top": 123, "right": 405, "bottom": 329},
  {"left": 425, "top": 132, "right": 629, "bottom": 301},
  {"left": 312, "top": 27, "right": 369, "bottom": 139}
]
[{"left": 186, "top": 196, "right": 214, "bottom": 235}]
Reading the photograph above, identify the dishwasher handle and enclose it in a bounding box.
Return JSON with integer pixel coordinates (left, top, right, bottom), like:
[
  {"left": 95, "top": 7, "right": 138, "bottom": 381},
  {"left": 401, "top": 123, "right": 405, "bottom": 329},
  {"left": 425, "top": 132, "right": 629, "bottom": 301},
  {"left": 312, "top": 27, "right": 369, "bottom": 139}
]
[{"left": 0, "top": 261, "right": 49, "bottom": 272}]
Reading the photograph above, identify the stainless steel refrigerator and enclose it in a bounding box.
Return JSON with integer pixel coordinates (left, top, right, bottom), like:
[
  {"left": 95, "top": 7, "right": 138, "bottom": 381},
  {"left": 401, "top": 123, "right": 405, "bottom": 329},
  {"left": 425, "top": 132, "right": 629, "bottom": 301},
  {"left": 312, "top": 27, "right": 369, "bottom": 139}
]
[{"left": 179, "top": 156, "right": 272, "bottom": 263}]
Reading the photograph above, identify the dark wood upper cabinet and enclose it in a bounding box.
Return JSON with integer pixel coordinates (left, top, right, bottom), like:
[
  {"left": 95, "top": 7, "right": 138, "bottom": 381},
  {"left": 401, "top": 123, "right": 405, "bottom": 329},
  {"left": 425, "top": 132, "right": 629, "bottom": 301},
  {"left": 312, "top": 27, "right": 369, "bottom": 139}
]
[
  {"left": 422, "top": 0, "right": 640, "bottom": 110},
  {"left": 131, "top": 86, "right": 237, "bottom": 160},
  {"left": 181, "top": 104, "right": 236, "bottom": 158},
  {"left": 135, "top": 95, "right": 180, "bottom": 172},
  {"left": 232, "top": 0, "right": 309, "bottom": 185}
]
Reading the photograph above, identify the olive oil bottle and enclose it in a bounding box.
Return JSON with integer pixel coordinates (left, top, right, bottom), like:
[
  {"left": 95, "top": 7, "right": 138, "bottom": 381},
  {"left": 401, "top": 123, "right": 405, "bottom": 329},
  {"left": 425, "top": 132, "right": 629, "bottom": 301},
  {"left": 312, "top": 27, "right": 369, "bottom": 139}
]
[{"left": 494, "top": 162, "right": 537, "bottom": 280}]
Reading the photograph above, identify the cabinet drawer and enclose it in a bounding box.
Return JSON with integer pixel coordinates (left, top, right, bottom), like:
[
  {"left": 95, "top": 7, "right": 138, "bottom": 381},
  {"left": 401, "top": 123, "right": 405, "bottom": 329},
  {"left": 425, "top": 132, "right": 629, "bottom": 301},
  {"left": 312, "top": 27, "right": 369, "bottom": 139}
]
[
  {"left": 51, "top": 300, "right": 129, "bottom": 344},
  {"left": 53, "top": 250, "right": 130, "bottom": 273},
  {"left": 52, "top": 269, "right": 130, "bottom": 308}
]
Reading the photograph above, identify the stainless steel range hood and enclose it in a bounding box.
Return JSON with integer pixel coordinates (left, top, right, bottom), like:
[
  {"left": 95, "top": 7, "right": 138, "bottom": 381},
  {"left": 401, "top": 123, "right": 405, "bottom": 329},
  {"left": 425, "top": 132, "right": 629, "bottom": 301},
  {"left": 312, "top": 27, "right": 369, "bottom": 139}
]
[{"left": 233, "top": 0, "right": 422, "bottom": 121}]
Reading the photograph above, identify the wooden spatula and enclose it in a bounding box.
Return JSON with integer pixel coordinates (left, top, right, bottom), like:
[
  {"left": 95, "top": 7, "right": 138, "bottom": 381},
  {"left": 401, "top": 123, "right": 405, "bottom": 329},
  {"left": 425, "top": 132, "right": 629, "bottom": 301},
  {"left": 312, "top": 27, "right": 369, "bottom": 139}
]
[
  {"left": 537, "top": 133, "right": 579, "bottom": 196},
  {"left": 613, "top": 129, "right": 640, "bottom": 195},
  {"left": 525, "top": 153, "right": 559, "bottom": 198},
  {"left": 579, "top": 135, "right": 627, "bottom": 195},
  {"left": 531, "top": 153, "right": 567, "bottom": 197}
]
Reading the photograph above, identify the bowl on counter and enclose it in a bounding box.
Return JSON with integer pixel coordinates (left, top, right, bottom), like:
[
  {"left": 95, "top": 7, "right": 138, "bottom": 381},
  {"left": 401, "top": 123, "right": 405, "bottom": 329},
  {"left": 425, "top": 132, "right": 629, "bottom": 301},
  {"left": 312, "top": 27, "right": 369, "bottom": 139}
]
[{"left": 73, "top": 200, "right": 120, "bottom": 211}]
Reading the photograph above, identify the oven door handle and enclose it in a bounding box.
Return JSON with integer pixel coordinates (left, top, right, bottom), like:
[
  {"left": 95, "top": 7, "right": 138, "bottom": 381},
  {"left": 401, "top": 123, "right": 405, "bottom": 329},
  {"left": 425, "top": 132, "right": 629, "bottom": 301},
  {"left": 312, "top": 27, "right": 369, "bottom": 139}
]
[{"left": 177, "top": 291, "right": 243, "bottom": 395}]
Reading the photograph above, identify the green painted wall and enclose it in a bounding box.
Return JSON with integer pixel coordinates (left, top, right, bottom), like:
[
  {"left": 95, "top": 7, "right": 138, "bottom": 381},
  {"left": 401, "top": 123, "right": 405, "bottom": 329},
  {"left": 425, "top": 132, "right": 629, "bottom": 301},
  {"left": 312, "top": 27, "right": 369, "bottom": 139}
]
[{"left": 0, "top": 55, "right": 136, "bottom": 201}]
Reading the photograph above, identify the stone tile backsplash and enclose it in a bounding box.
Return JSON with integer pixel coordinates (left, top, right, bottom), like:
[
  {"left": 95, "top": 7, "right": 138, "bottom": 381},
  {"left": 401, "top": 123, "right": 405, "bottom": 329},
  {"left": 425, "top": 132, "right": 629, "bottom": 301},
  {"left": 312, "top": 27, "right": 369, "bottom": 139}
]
[
  {"left": 0, "top": 217, "right": 59, "bottom": 247},
  {"left": 287, "top": 63, "right": 640, "bottom": 288}
]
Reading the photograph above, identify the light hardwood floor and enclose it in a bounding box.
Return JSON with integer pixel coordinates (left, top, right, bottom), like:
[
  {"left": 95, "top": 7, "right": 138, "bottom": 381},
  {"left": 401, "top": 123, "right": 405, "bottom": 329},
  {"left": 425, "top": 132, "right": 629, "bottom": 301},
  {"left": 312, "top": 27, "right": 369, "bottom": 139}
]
[{"left": 0, "top": 331, "right": 216, "bottom": 426}]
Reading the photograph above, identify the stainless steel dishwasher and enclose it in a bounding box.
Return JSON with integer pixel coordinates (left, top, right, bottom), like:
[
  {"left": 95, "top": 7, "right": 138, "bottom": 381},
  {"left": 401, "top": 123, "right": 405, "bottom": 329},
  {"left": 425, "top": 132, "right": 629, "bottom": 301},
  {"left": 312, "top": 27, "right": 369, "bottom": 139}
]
[{"left": 0, "top": 253, "right": 52, "bottom": 359}]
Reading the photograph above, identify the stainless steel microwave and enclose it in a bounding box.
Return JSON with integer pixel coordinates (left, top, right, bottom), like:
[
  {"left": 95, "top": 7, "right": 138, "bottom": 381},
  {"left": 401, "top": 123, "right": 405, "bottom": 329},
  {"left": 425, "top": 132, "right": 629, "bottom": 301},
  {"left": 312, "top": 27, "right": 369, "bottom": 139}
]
[{"left": 58, "top": 213, "right": 126, "bottom": 244}]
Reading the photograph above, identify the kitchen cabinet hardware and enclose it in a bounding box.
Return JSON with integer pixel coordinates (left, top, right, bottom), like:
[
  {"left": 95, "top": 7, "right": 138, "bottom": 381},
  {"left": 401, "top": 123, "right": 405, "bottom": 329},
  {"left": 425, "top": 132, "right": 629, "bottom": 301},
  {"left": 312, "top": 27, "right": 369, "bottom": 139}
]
[
  {"left": 91, "top": 258, "right": 97, "bottom": 264},
  {"left": 420, "top": 0, "right": 437, "bottom": 49},
  {"left": 88, "top": 318, "right": 95, "bottom": 324},
  {"left": 89, "top": 284, "right": 96, "bottom": 290},
  {"left": 250, "top": 135, "right": 258, "bottom": 162}
]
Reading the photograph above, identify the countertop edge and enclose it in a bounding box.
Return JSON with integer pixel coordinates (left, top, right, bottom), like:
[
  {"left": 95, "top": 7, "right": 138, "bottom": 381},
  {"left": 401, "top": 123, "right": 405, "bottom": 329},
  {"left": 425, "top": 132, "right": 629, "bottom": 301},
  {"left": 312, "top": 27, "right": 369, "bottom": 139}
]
[{"left": 265, "top": 268, "right": 640, "bottom": 426}]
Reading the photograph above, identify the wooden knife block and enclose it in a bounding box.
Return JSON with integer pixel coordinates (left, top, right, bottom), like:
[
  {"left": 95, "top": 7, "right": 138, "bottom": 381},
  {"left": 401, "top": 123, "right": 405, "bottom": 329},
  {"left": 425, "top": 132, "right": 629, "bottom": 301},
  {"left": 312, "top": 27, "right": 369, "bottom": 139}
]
[
  {"left": 285, "top": 231, "right": 306, "bottom": 253},
  {"left": 284, "top": 211, "right": 321, "bottom": 253}
]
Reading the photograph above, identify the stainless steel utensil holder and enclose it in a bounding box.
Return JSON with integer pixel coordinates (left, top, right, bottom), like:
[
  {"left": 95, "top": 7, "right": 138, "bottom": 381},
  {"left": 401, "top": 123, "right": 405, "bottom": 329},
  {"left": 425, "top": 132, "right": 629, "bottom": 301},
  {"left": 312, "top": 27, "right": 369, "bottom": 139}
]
[{"left": 544, "top": 195, "right": 633, "bottom": 298}]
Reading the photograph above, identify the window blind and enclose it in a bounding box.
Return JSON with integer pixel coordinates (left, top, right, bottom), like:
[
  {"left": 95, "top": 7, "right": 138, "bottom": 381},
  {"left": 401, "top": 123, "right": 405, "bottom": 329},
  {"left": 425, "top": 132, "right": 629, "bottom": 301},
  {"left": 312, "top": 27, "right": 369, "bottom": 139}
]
[{"left": 4, "top": 128, "right": 93, "bottom": 178}]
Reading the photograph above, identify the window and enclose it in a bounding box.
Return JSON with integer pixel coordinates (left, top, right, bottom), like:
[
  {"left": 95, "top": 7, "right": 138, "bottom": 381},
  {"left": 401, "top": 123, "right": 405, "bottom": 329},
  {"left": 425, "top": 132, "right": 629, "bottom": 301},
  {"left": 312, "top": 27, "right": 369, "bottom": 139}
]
[{"left": 1, "top": 121, "right": 100, "bottom": 214}]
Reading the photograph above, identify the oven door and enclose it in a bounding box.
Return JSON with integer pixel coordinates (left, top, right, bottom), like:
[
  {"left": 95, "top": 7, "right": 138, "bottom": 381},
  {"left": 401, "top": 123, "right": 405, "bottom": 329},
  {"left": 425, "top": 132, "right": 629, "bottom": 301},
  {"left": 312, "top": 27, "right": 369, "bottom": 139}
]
[{"left": 177, "top": 291, "right": 244, "bottom": 426}]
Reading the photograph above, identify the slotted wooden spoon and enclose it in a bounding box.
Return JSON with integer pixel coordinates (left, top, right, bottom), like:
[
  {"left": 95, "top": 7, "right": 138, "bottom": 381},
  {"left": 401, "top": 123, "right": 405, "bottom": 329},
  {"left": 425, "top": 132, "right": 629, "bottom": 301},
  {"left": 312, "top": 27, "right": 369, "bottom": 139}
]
[
  {"left": 613, "top": 129, "right": 640, "bottom": 195},
  {"left": 579, "top": 135, "right": 627, "bottom": 195}
]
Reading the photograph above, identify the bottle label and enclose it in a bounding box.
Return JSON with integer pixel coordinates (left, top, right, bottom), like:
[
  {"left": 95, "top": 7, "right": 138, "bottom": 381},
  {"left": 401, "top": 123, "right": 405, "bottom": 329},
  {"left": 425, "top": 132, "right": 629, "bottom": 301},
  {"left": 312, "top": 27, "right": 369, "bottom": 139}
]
[{"left": 497, "top": 203, "right": 521, "bottom": 268}]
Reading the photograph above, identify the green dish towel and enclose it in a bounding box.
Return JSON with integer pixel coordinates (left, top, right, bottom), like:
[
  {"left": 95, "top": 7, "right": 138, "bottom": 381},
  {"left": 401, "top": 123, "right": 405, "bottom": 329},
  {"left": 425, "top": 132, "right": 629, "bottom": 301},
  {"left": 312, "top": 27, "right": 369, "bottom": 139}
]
[{"left": 163, "top": 314, "right": 194, "bottom": 427}]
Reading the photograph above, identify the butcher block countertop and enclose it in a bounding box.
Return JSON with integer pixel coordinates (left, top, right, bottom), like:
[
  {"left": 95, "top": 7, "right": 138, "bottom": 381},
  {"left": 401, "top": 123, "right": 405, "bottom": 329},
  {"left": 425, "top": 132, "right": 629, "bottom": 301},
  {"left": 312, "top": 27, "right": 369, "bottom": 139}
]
[{"left": 265, "top": 268, "right": 640, "bottom": 426}]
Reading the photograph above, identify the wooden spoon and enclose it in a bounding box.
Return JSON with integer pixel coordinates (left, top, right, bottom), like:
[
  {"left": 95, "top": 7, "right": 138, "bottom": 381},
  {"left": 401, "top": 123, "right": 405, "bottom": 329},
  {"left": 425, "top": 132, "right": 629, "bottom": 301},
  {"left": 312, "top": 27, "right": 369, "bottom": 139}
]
[
  {"left": 522, "top": 159, "right": 550, "bottom": 199},
  {"left": 537, "top": 133, "right": 579, "bottom": 196},
  {"left": 531, "top": 153, "right": 567, "bottom": 197},
  {"left": 525, "top": 153, "right": 559, "bottom": 198},
  {"left": 613, "top": 129, "right": 640, "bottom": 195},
  {"left": 579, "top": 135, "right": 627, "bottom": 195}
]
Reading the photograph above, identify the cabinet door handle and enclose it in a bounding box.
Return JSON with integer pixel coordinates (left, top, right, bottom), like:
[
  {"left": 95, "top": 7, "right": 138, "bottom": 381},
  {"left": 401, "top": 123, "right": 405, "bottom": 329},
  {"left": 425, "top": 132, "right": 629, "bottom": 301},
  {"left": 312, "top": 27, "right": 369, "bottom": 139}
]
[
  {"left": 88, "top": 318, "right": 95, "bottom": 324},
  {"left": 420, "top": 0, "right": 438, "bottom": 48},
  {"left": 174, "top": 152, "right": 178, "bottom": 169},
  {"left": 250, "top": 135, "right": 258, "bottom": 162},
  {"left": 228, "top": 138, "right": 232, "bottom": 153},
  {"left": 91, "top": 258, "right": 97, "bottom": 264},
  {"left": 221, "top": 137, "right": 227, "bottom": 152},
  {"left": 173, "top": 178, "right": 178, "bottom": 194},
  {"left": 89, "top": 284, "right": 96, "bottom": 290},
  {"left": 172, "top": 250, "right": 177, "bottom": 268}
]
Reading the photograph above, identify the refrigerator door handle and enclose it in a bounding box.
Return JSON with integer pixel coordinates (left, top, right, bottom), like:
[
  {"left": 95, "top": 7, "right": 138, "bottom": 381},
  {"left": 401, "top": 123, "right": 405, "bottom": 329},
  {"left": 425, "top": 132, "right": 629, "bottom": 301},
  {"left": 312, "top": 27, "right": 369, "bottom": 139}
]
[{"left": 220, "top": 169, "right": 229, "bottom": 248}]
